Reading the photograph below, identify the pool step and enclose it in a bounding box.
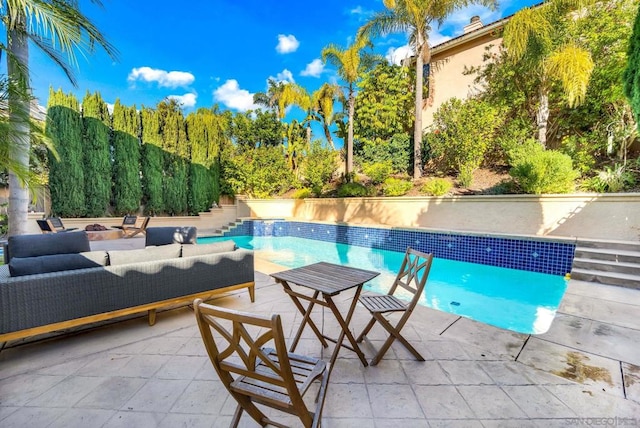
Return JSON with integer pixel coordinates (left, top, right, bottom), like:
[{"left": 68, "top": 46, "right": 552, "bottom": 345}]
[
  {"left": 214, "top": 219, "right": 245, "bottom": 235},
  {"left": 571, "top": 239, "right": 640, "bottom": 290}
]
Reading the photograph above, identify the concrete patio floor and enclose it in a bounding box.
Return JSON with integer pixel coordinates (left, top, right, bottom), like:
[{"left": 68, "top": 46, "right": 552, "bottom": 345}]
[{"left": 1, "top": 241, "right": 639, "bottom": 427}]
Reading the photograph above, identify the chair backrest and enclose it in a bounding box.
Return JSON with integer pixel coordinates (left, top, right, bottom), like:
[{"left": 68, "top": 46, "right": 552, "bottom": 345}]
[
  {"left": 47, "top": 217, "right": 64, "bottom": 230},
  {"left": 194, "top": 299, "right": 306, "bottom": 413},
  {"left": 388, "top": 247, "right": 434, "bottom": 307},
  {"left": 136, "top": 216, "right": 150, "bottom": 229},
  {"left": 122, "top": 215, "right": 137, "bottom": 226},
  {"left": 37, "top": 219, "right": 53, "bottom": 233}
]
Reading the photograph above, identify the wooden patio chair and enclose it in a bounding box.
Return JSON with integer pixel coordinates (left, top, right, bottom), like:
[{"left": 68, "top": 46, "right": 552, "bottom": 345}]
[
  {"left": 40, "top": 217, "right": 78, "bottom": 233},
  {"left": 111, "top": 215, "right": 137, "bottom": 230},
  {"left": 194, "top": 299, "right": 330, "bottom": 428},
  {"left": 356, "top": 247, "right": 434, "bottom": 365},
  {"left": 122, "top": 216, "right": 150, "bottom": 238}
]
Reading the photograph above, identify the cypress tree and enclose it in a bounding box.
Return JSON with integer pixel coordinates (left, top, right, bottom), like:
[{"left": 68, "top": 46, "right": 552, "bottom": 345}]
[
  {"left": 624, "top": 3, "right": 640, "bottom": 131},
  {"left": 158, "top": 100, "right": 189, "bottom": 215},
  {"left": 81, "top": 91, "right": 112, "bottom": 217},
  {"left": 46, "top": 88, "right": 85, "bottom": 217},
  {"left": 112, "top": 99, "right": 142, "bottom": 215},
  {"left": 186, "top": 108, "right": 215, "bottom": 213},
  {"left": 140, "top": 107, "right": 164, "bottom": 214}
]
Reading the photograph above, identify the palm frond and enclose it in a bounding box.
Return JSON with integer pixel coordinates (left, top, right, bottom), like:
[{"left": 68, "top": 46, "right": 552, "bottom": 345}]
[{"left": 545, "top": 43, "right": 594, "bottom": 107}]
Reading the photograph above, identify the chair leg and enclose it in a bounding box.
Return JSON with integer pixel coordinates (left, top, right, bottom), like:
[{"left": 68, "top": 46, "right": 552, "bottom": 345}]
[
  {"left": 356, "top": 317, "right": 377, "bottom": 342},
  {"left": 232, "top": 395, "right": 270, "bottom": 427},
  {"left": 371, "top": 314, "right": 424, "bottom": 365}
]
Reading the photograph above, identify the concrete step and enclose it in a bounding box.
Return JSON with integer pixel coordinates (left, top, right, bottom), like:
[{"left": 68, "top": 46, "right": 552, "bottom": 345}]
[
  {"left": 576, "top": 239, "right": 640, "bottom": 253},
  {"left": 570, "top": 268, "right": 640, "bottom": 290},
  {"left": 574, "top": 247, "right": 640, "bottom": 264},
  {"left": 572, "top": 257, "right": 640, "bottom": 276}
]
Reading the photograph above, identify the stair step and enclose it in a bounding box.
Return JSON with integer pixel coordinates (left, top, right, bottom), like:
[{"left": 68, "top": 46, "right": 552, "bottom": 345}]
[
  {"left": 572, "top": 257, "right": 640, "bottom": 276},
  {"left": 570, "top": 268, "right": 640, "bottom": 290},
  {"left": 576, "top": 239, "right": 640, "bottom": 253},
  {"left": 574, "top": 247, "right": 640, "bottom": 264}
]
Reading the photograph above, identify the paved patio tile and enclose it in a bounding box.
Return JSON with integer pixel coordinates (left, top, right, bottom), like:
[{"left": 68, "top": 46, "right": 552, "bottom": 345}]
[
  {"left": 114, "top": 354, "right": 171, "bottom": 378},
  {"left": 122, "top": 379, "right": 190, "bottom": 412},
  {"left": 48, "top": 409, "right": 115, "bottom": 428},
  {"left": 323, "top": 383, "right": 373, "bottom": 418},
  {"left": 456, "top": 385, "right": 527, "bottom": 419},
  {"left": 0, "top": 373, "right": 65, "bottom": 406},
  {"left": 501, "top": 385, "right": 576, "bottom": 418},
  {"left": 517, "top": 337, "right": 624, "bottom": 397},
  {"left": 438, "top": 360, "right": 495, "bottom": 385},
  {"left": 374, "top": 418, "right": 432, "bottom": 427},
  {"left": 169, "top": 380, "right": 228, "bottom": 414},
  {"left": 102, "top": 410, "right": 165, "bottom": 428},
  {"left": 543, "top": 383, "right": 640, "bottom": 418},
  {"left": 157, "top": 414, "right": 216, "bottom": 428},
  {"left": 153, "top": 355, "right": 209, "bottom": 380},
  {"left": 427, "top": 420, "right": 484, "bottom": 427},
  {"left": 0, "top": 407, "right": 66, "bottom": 428},
  {"left": 622, "top": 362, "right": 640, "bottom": 404},
  {"left": 400, "top": 360, "right": 451, "bottom": 385},
  {"left": 413, "top": 385, "right": 476, "bottom": 419},
  {"left": 75, "top": 377, "right": 146, "bottom": 410},
  {"left": 478, "top": 360, "right": 573, "bottom": 386},
  {"left": 559, "top": 293, "right": 640, "bottom": 330},
  {"left": 363, "top": 359, "right": 408, "bottom": 384},
  {"left": 367, "top": 384, "right": 425, "bottom": 419},
  {"left": 480, "top": 420, "right": 538, "bottom": 427}
]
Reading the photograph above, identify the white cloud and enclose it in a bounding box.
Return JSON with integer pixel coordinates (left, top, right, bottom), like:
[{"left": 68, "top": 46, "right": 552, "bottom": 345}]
[
  {"left": 349, "top": 5, "right": 374, "bottom": 21},
  {"left": 276, "top": 34, "right": 300, "bottom": 54},
  {"left": 106, "top": 103, "right": 114, "bottom": 114},
  {"left": 300, "top": 59, "right": 324, "bottom": 77},
  {"left": 128, "top": 66, "right": 195, "bottom": 88},
  {"left": 386, "top": 45, "right": 413, "bottom": 66},
  {"left": 428, "top": 31, "right": 452, "bottom": 47},
  {"left": 168, "top": 93, "right": 197, "bottom": 108},
  {"left": 213, "top": 79, "right": 257, "bottom": 112},
  {"left": 275, "top": 69, "right": 295, "bottom": 83}
]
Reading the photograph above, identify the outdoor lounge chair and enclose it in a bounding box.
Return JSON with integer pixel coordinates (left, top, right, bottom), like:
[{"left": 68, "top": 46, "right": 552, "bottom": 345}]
[
  {"left": 37, "top": 217, "right": 78, "bottom": 233},
  {"left": 111, "top": 215, "right": 138, "bottom": 230},
  {"left": 194, "top": 299, "right": 330, "bottom": 428},
  {"left": 121, "top": 216, "right": 150, "bottom": 238},
  {"left": 356, "top": 247, "right": 434, "bottom": 365}
]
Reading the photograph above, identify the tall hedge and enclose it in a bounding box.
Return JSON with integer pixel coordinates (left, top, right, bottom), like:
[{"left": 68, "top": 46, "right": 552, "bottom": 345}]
[
  {"left": 140, "top": 107, "right": 164, "bottom": 215},
  {"left": 624, "top": 3, "right": 640, "bottom": 131},
  {"left": 158, "top": 100, "right": 189, "bottom": 215},
  {"left": 81, "top": 91, "right": 112, "bottom": 217},
  {"left": 46, "top": 88, "right": 85, "bottom": 217},
  {"left": 112, "top": 99, "right": 142, "bottom": 215}
]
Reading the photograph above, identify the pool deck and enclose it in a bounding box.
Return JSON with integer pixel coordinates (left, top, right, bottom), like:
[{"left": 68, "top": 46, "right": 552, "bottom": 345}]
[{"left": 0, "top": 237, "right": 639, "bottom": 427}]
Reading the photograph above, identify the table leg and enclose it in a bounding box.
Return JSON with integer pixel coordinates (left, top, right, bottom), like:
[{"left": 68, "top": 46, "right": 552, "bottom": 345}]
[
  {"left": 280, "top": 281, "right": 328, "bottom": 352},
  {"left": 325, "top": 285, "right": 369, "bottom": 367}
]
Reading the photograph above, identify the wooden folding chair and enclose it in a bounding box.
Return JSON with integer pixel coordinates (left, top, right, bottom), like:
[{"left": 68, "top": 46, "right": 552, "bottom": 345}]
[
  {"left": 122, "top": 216, "right": 150, "bottom": 238},
  {"left": 194, "top": 299, "right": 330, "bottom": 428},
  {"left": 111, "top": 215, "right": 137, "bottom": 230},
  {"left": 356, "top": 247, "right": 434, "bottom": 365},
  {"left": 44, "top": 217, "right": 78, "bottom": 233}
]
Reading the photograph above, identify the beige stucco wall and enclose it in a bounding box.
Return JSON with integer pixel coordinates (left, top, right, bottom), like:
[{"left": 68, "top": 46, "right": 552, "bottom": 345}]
[
  {"left": 238, "top": 194, "right": 640, "bottom": 242},
  {"left": 424, "top": 33, "right": 502, "bottom": 127}
]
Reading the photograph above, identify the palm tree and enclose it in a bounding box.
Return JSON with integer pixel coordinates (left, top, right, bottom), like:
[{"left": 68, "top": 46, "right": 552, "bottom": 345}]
[
  {"left": 254, "top": 79, "right": 310, "bottom": 121},
  {"left": 359, "top": 0, "right": 496, "bottom": 179},
  {"left": 503, "top": 0, "right": 594, "bottom": 147},
  {"left": 310, "top": 83, "right": 344, "bottom": 150},
  {"left": 322, "top": 35, "right": 381, "bottom": 177},
  {"left": 3, "top": 0, "right": 118, "bottom": 236}
]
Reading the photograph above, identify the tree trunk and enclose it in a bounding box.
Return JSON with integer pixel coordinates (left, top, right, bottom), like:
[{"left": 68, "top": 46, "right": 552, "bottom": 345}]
[
  {"left": 536, "top": 89, "right": 549, "bottom": 149},
  {"left": 413, "top": 45, "right": 426, "bottom": 179},
  {"left": 346, "top": 84, "right": 355, "bottom": 178},
  {"left": 7, "top": 16, "right": 31, "bottom": 237},
  {"left": 323, "top": 124, "right": 335, "bottom": 150}
]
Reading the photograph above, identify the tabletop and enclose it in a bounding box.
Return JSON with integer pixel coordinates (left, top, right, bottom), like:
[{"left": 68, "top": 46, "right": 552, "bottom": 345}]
[{"left": 271, "top": 262, "right": 379, "bottom": 296}]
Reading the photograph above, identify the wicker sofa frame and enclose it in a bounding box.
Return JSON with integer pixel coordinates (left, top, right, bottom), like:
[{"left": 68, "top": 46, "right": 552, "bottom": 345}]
[{"left": 0, "top": 233, "right": 254, "bottom": 343}]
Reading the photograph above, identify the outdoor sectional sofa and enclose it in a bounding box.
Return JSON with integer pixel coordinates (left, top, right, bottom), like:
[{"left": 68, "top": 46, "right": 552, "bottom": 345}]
[{"left": 0, "top": 227, "right": 255, "bottom": 342}]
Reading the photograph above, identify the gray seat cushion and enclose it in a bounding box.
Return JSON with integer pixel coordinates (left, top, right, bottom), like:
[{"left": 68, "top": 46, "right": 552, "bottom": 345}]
[
  {"left": 145, "top": 227, "right": 197, "bottom": 246},
  {"left": 181, "top": 241, "right": 236, "bottom": 257},
  {"left": 108, "top": 244, "right": 182, "bottom": 266},
  {"left": 7, "top": 231, "right": 91, "bottom": 261}
]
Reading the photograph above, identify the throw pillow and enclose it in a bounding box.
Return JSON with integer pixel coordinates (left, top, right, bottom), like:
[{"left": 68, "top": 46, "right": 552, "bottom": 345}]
[
  {"left": 7, "top": 231, "right": 91, "bottom": 260},
  {"left": 8, "top": 251, "right": 108, "bottom": 277},
  {"left": 145, "top": 227, "right": 198, "bottom": 246},
  {"left": 181, "top": 241, "right": 236, "bottom": 257},
  {"left": 108, "top": 243, "right": 181, "bottom": 266}
]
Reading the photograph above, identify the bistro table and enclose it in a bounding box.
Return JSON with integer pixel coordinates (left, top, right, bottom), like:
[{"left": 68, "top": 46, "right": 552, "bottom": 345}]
[{"left": 271, "top": 262, "right": 379, "bottom": 368}]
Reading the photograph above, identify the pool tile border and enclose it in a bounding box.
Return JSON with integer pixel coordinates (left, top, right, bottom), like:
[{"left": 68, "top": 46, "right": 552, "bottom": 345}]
[{"left": 222, "top": 220, "right": 575, "bottom": 276}]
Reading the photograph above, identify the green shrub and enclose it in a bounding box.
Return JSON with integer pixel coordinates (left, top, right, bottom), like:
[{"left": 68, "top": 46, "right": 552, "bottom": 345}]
[
  {"left": 421, "top": 178, "right": 452, "bottom": 196},
  {"left": 509, "top": 143, "right": 578, "bottom": 194},
  {"left": 583, "top": 164, "right": 636, "bottom": 192},
  {"left": 300, "top": 141, "right": 336, "bottom": 195},
  {"left": 337, "top": 182, "right": 368, "bottom": 197},
  {"left": 458, "top": 167, "right": 474, "bottom": 188},
  {"left": 292, "top": 188, "right": 313, "bottom": 199},
  {"left": 382, "top": 177, "right": 412, "bottom": 196},
  {"left": 559, "top": 135, "right": 597, "bottom": 174},
  {"left": 363, "top": 161, "right": 393, "bottom": 184}
]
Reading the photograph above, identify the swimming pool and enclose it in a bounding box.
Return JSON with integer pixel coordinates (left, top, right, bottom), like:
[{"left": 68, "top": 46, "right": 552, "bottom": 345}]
[{"left": 200, "top": 235, "right": 568, "bottom": 334}]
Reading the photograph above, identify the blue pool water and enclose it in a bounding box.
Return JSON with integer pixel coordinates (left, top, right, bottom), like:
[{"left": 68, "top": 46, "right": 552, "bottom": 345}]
[{"left": 200, "top": 235, "right": 568, "bottom": 334}]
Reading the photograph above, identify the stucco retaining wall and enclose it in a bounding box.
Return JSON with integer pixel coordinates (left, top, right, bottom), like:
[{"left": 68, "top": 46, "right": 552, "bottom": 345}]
[{"left": 237, "top": 194, "right": 640, "bottom": 242}]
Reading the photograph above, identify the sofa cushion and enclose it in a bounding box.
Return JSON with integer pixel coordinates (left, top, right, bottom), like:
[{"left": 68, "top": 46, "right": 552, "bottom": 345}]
[
  {"left": 145, "top": 227, "right": 197, "bottom": 246},
  {"left": 8, "top": 251, "right": 108, "bottom": 277},
  {"left": 108, "top": 244, "right": 181, "bottom": 266},
  {"left": 181, "top": 241, "right": 236, "bottom": 258},
  {"left": 8, "top": 231, "right": 90, "bottom": 260}
]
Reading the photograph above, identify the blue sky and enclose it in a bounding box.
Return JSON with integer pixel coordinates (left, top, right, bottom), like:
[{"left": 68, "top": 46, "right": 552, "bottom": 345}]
[{"left": 23, "top": 0, "right": 539, "bottom": 123}]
